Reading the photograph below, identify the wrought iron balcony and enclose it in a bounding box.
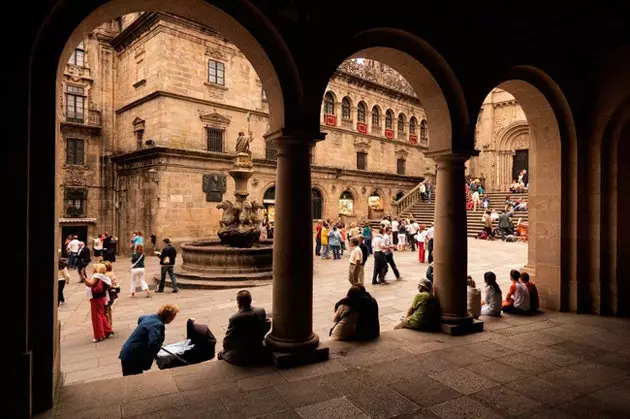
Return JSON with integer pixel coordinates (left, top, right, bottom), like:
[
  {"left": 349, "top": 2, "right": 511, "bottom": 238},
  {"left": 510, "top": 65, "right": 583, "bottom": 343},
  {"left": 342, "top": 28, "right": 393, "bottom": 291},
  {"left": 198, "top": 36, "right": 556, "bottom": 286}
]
[{"left": 63, "top": 109, "right": 102, "bottom": 128}]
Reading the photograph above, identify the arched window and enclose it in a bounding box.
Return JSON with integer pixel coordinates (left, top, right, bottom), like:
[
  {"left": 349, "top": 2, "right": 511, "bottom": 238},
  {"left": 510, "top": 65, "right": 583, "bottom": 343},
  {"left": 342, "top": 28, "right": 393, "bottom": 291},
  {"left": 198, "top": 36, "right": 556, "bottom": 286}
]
[
  {"left": 357, "top": 102, "right": 366, "bottom": 123},
  {"left": 398, "top": 113, "right": 406, "bottom": 134},
  {"left": 341, "top": 97, "right": 351, "bottom": 120},
  {"left": 420, "top": 119, "right": 428, "bottom": 143},
  {"left": 312, "top": 188, "right": 323, "bottom": 219},
  {"left": 339, "top": 191, "right": 354, "bottom": 215},
  {"left": 324, "top": 92, "right": 335, "bottom": 115},
  {"left": 385, "top": 110, "right": 394, "bottom": 129},
  {"left": 368, "top": 191, "right": 383, "bottom": 210},
  {"left": 263, "top": 186, "right": 276, "bottom": 202},
  {"left": 372, "top": 106, "right": 380, "bottom": 127},
  {"left": 409, "top": 117, "right": 417, "bottom": 135}
]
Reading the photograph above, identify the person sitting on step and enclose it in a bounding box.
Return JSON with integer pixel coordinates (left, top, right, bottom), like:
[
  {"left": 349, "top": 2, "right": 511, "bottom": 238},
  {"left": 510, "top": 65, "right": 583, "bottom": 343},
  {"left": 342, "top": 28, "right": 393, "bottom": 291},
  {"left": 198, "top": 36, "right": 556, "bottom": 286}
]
[
  {"left": 502, "top": 270, "right": 530, "bottom": 314},
  {"left": 395, "top": 278, "right": 439, "bottom": 331},
  {"left": 218, "top": 290, "right": 271, "bottom": 365},
  {"left": 520, "top": 272, "right": 540, "bottom": 314}
]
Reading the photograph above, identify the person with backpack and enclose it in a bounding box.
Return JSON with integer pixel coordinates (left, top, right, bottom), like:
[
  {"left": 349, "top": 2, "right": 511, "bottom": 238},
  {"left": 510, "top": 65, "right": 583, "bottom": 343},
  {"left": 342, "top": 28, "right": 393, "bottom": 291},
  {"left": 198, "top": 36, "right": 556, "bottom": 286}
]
[{"left": 83, "top": 263, "right": 113, "bottom": 342}]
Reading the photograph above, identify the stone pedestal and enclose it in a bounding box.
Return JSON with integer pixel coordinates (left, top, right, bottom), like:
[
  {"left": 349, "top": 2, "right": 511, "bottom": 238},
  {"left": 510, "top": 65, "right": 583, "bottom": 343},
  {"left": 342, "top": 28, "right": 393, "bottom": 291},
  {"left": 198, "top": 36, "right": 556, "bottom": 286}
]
[
  {"left": 264, "top": 130, "right": 327, "bottom": 359},
  {"left": 432, "top": 153, "right": 483, "bottom": 334}
]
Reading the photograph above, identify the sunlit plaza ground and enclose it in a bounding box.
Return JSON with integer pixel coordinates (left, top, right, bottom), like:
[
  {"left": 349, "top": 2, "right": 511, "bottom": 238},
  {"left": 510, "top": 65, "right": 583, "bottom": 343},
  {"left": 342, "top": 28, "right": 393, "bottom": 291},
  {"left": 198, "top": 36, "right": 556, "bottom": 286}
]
[{"left": 59, "top": 238, "right": 527, "bottom": 384}]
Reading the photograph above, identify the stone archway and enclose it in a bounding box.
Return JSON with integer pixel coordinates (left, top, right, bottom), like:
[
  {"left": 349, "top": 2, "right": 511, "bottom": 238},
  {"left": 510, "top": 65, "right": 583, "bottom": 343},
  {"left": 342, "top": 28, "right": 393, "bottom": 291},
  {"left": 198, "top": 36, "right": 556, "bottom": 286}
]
[{"left": 495, "top": 122, "right": 530, "bottom": 191}]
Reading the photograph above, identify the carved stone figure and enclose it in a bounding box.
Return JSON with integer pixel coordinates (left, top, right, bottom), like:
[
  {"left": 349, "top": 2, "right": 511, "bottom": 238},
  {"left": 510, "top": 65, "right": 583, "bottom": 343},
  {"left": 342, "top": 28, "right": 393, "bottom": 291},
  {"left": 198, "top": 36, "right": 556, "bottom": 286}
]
[
  {"left": 217, "top": 200, "right": 240, "bottom": 227},
  {"left": 235, "top": 131, "right": 254, "bottom": 155}
]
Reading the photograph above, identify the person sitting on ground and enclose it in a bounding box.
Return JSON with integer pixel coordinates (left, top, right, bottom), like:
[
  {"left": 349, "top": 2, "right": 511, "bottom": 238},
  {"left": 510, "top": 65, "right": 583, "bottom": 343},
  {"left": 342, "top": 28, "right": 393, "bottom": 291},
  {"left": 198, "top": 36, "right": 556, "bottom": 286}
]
[
  {"left": 218, "top": 290, "right": 271, "bottom": 365},
  {"left": 467, "top": 276, "right": 482, "bottom": 319},
  {"left": 395, "top": 278, "right": 439, "bottom": 331},
  {"left": 520, "top": 272, "right": 540, "bottom": 313},
  {"left": 119, "top": 303, "right": 180, "bottom": 376},
  {"left": 502, "top": 269, "right": 530, "bottom": 314},
  {"left": 426, "top": 261, "right": 434, "bottom": 282},
  {"left": 481, "top": 271, "right": 502, "bottom": 316},
  {"left": 330, "top": 286, "right": 362, "bottom": 340}
]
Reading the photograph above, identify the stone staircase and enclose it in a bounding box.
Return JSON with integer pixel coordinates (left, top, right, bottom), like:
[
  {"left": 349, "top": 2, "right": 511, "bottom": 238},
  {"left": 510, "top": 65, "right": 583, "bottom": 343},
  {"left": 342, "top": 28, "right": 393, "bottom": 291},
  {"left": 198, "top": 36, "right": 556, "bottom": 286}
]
[{"left": 371, "top": 187, "right": 529, "bottom": 238}]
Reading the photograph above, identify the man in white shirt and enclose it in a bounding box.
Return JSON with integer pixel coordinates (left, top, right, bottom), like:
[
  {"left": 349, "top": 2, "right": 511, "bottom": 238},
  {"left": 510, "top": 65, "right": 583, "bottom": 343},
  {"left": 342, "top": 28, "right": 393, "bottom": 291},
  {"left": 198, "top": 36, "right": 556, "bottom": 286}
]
[
  {"left": 371, "top": 228, "right": 388, "bottom": 285},
  {"left": 67, "top": 235, "right": 80, "bottom": 269},
  {"left": 348, "top": 237, "right": 364, "bottom": 285},
  {"left": 381, "top": 217, "right": 391, "bottom": 229},
  {"left": 391, "top": 219, "right": 399, "bottom": 246},
  {"left": 426, "top": 225, "right": 435, "bottom": 263},
  {"left": 382, "top": 227, "right": 402, "bottom": 280},
  {"left": 406, "top": 220, "right": 418, "bottom": 251}
]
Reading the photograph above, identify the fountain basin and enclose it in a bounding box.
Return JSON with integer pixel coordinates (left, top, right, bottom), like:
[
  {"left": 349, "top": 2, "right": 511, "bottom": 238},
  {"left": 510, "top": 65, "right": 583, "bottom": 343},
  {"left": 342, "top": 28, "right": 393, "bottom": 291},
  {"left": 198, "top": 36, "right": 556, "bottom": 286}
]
[{"left": 153, "top": 238, "right": 273, "bottom": 289}]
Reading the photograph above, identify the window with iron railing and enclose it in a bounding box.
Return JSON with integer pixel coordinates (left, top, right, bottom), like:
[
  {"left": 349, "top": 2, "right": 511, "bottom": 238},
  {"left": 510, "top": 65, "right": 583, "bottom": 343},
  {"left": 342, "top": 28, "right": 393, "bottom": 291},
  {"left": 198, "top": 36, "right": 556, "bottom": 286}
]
[
  {"left": 266, "top": 139, "right": 278, "bottom": 160},
  {"left": 66, "top": 85, "right": 84, "bottom": 123},
  {"left": 64, "top": 188, "right": 87, "bottom": 218},
  {"left": 206, "top": 127, "right": 224, "bottom": 152}
]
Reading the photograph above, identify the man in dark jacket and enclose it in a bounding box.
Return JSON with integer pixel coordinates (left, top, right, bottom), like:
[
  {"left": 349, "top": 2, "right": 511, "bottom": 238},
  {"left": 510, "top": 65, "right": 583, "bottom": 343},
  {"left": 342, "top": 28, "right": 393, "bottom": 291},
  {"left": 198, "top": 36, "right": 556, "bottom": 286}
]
[
  {"left": 218, "top": 290, "right": 271, "bottom": 365},
  {"left": 119, "top": 304, "right": 180, "bottom": 376},
  {"left": 76, "top": 241, "right": 91, "bottom": 282},
  {"left": 156, "top": 237, "right": 178, "bottom": 293},
  {"left": 498, "top": 211, "right": 514, "bottom": 239}
]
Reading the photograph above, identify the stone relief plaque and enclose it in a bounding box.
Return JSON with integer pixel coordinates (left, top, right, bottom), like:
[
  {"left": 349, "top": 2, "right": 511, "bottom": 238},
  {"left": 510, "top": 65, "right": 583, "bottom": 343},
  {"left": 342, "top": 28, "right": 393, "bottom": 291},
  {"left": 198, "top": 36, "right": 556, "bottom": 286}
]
[{"left": 202, "top": 173, "right": 227, "bottom": 202}]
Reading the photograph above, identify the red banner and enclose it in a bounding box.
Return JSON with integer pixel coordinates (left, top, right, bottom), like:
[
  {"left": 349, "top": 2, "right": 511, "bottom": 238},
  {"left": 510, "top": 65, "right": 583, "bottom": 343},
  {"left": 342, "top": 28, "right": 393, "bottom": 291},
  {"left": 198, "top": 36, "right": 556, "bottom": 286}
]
[
  {"left": 385, "top": 129, "right": 394, "bottom": 139},
  {"left": 409, "top": 135, "right": 417, "bottom": 144},
  {"left": 324, "top": 114, "right": 336, "bottom": 126},
  {"left": 357, "top": 122, "right": 367, "bottom": 134}
]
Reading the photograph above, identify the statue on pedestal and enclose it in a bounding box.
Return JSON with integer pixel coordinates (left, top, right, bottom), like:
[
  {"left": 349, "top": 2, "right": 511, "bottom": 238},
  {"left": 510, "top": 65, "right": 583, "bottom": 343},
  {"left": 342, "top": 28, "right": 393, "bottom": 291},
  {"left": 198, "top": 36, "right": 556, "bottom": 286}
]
[{"left": 235, "top": 131, "right": 254, "bottom": 155}]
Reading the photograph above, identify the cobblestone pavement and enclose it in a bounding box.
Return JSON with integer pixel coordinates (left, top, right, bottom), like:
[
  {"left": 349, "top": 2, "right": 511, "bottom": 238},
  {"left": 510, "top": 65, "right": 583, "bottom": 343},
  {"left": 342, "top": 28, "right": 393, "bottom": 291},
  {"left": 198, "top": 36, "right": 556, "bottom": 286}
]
[{"left": 58, "top": 239, "right": 527, "bottom": 385}]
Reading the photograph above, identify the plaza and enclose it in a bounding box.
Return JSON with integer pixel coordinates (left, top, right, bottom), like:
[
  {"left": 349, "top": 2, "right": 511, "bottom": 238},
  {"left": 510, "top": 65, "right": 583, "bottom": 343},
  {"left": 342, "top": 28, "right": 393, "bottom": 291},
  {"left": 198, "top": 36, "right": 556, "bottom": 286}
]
[{"left": 59, "top": 239, "right": 527, "bottom": 385}]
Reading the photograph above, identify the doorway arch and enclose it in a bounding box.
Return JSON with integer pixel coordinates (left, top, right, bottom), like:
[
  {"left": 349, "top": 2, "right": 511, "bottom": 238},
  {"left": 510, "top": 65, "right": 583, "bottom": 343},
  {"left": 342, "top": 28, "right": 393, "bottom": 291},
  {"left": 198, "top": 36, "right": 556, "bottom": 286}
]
[{"left": 311, "top": 188, "right": 324, "bottom": 220}]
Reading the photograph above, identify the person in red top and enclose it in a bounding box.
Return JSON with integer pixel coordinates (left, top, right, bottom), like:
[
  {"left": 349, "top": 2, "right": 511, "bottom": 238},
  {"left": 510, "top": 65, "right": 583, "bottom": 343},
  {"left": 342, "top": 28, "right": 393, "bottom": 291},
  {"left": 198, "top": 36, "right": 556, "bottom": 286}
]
[
  {"left": 520, "top": 272, "right": 539, "bottom": 313},
  {"left": 315, "top": 221, "right": 323, "bottom": 256},
  {"left": 84, "top": 263, "right": 113, "bottom": 342}
]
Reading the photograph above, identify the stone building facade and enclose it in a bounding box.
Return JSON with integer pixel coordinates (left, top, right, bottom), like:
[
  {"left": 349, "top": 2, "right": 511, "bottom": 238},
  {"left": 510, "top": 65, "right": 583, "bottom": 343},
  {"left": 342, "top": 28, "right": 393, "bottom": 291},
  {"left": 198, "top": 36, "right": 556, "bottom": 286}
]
[
  {"left": 468, "top": 88, "right": 529, "bottom": 190},
  {"left": 57, "top": 12, "right": 430, "bottom": 252}
]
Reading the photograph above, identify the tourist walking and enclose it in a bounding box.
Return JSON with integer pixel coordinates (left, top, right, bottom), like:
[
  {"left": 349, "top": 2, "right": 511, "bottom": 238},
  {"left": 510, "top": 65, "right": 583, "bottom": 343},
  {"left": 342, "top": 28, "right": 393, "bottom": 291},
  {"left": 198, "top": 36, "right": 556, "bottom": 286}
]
[
  {"left": 315, "top": 221, "right": 322, "bottom": 256},
  {"left": 357, "top": 235, "right": 369, "bottom": 284},
  {"left": 131, "top": 231, "right": 144, "bottom": 255},
  {"left": 329, "top": 225, "right": 342, "bottom": 260},
  {"left": 130, "top": 244, "right": 150, "bottom": 298},
  {"left": 104, "top": 261, "right": 120, "bottom": 327},
  {"left": 371, "top": 228, "right": 388, "bottom": 285},
  {"left": 406, "top": 220, "right": 419, "bottom": 251},
  {"left": 416, "top": 224, "right": 427, "bottom": 263},
  {"left": 76, "top": 241, "right": 91, "bottom": 283},
  {"left": 391, "top": 218, "right": 399, "bottom": 245},
  {"left": 102, "top": 233, "right": 117, "bottom": 262},
  {"left": 348, "top": 237, "right": 363, "bottom": 285},
  {"left": 58, "top": 260, "right": 70, "bottom": 306},
  {"left": 426, "top": 224, "right": 435, "bottom": 263},
  {"left": 156, "top": 237, "right": 179, "bottom": 293},
  {"left": 93, "top": 234, "right": 103, "bottom": 259},
  {"left": 362, "top": 224, "right": 373, "bottom": 255},
  {"left": 119, "top": 304, "right": 180, "bottom": 375},
  {"left": 383, "top": 227, "right": 402, "bottom": 280},
  {"left": 472, "top": 190, "right": 481, "bottom": 212},
  {"left": 84, "top": 264, "right": 113, "bottom": 342},
  {"left": 321, "top": 222, "right": 330, "bottom": 259},
  {"left": 67, "top": 235, "right": 80, "bottom": 269},
  {"left": 397, "top": 220, "right": 407, "bottom": 251}
]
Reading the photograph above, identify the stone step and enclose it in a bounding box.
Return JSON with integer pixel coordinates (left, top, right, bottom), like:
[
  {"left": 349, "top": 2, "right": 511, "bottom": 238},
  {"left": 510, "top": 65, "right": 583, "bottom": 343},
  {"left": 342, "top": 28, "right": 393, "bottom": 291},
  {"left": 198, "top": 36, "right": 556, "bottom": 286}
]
[{"left": 152, "top": 271, "right": 273, "bottom": 290}]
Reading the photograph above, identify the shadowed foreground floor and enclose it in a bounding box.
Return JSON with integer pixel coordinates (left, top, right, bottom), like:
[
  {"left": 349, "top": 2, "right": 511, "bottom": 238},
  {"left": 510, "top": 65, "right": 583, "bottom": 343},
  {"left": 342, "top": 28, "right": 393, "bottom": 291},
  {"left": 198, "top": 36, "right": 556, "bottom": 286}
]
[{"left": 42, "top": 310, "right": 630, "bottom": 419}]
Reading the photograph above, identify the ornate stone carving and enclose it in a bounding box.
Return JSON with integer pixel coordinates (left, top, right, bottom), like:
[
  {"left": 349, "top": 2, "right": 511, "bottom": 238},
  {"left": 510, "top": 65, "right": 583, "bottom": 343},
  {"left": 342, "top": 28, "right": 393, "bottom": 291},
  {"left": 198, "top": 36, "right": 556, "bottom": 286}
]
[
  {"left": 337, "top": 59, "right": 416, "bottom": 97},
  {"left": 198, "top": 109, "right": 231, "bottom": 129},
  {"left": 202, "top": 173, "right": 227, "bottom": 202},
  {"left": 236, "top": 131, "right": 254, "bottom": 155}
]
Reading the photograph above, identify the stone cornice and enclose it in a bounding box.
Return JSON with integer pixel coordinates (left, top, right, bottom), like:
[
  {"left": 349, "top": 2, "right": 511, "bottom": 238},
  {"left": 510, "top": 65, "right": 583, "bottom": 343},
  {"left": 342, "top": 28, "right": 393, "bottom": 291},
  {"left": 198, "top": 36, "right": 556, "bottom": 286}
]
[
  {"left": 115, "top": 90, "right": 269, "bottom": 118},
  {"left": 333, "top": 70, "right": 422, "bottom": 106},
  {"left": 110, "top": 146, "right": 236, "bottom": 165}
]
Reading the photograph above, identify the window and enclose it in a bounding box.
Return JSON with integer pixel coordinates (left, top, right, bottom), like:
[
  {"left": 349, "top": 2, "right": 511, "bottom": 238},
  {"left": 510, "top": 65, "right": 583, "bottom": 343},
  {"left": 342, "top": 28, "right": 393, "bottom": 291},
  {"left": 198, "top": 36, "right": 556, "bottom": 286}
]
[
  {"left": 312, "top": 189, "right": 323, "bottom": 219},
  {"left": 398, "top": 114, "right": 406, "bottom": 134},
  {"left": 385, "top": 110, "right": 394, "bottom": 129},
  {"left": 372, "top": 106, "right": 380, "bottom": 127},
  {"left": 339, "top": 190, "right": 354, "bottom": 215},
  {"left": 357, "top": 102, "right": 366, "bottom": 123},
  {"left": 421, "top": 120, "right": 428, "bottom": 142},
  {"left": 357, "top": 151, "right": 367, "bottom": 170},
  {"left": 409, "top": 117, "right": 417, "bottom": 135},
  {"left": 341, "top": 97, "right": 351, "bottom": 120},
  {"left": 64, "top": 188, "right": 87, "bottom": 218},
  {"left": 66, "top": 139, "right": 84, "bottom": 165},
  {"left": 262, "top": 89, "right": 267, "bottom": 101},
  {"left": 68, "top": 41, "right": 85, "bottom": 67},
  {"left": 135, "top": 130, "right": 144, "bottom": 150},
  {"left": 208, "top": 60, "right": 225, "bottom": 85},
  {"left": 266, "top": 139, "right": 278, "bottom": 160},
  {"left": 65, "top": 85, "right": 84, "bottom": 123},
  {"left": 397, "top": 158, "right": 406, "bottom": 175},
  {"left": 206, "top": 127, "right": 224, "bottom": 152},
  {"left": 324, "top": 92, "right": 335, "bottom": 115}
]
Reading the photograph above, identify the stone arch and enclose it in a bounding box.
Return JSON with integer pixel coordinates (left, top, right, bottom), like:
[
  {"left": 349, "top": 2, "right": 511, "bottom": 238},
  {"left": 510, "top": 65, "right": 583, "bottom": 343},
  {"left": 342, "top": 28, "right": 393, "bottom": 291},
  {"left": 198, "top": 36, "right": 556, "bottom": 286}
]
[
  {"left": 600, "top": 94, "right": 630, "bottom": 316},
  {"left": 494, "top": 121, "right": 530, "bottom": 190},
  {"left": 483, "top": 66, "right": 578, "bottom": 312}
]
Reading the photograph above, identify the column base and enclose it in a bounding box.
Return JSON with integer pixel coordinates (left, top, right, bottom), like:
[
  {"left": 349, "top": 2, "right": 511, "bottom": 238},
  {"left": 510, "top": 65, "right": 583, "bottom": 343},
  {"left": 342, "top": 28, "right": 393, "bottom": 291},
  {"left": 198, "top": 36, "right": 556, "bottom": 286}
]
[
  {"left": 440, "top": 319, "right": 484, "bottom": 336},
  {"left": 270, "top": 344, "right": 330, "bottom": 369},
  {"left": 265, "top": 332, "right": 320, "bottom": 353}
]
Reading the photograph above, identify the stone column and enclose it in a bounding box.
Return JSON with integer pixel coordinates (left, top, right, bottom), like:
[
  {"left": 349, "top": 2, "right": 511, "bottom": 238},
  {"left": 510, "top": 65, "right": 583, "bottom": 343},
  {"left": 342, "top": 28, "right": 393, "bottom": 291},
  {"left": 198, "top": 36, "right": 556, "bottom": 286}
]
[
  {"left": 431, "top": 153, "right": 480, "bottom": 332},
  {"left": 265, "top": 129, "right": 323, "bottom": 353}
]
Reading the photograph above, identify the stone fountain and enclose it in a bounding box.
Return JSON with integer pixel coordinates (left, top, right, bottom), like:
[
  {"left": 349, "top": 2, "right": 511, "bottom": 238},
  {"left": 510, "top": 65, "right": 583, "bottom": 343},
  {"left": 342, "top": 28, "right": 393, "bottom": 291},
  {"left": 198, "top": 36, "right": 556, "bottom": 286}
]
[{"left": 158, "top": 131, "right": 273, "bottom": 289}]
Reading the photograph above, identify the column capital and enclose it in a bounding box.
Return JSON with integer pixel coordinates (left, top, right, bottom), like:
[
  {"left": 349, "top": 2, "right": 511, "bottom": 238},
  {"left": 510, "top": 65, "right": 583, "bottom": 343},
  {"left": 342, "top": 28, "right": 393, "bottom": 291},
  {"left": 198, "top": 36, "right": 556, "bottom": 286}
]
[{"left": 264, "top": 128, "right": 326, "bottom": 145}]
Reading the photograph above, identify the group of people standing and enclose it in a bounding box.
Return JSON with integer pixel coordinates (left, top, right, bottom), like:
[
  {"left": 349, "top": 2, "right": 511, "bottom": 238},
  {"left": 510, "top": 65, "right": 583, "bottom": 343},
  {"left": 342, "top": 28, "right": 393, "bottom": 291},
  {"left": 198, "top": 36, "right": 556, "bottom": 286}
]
[{"left": 316, "top": 219, "right": 373, "bottom": 260}]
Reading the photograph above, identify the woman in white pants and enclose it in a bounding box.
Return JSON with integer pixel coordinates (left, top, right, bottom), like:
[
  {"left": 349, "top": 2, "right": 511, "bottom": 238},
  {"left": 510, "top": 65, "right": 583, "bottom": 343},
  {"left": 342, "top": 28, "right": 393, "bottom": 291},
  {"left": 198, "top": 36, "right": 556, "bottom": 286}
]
[{"left": 130, "top": 244, "right": 150, "bottom": 298}]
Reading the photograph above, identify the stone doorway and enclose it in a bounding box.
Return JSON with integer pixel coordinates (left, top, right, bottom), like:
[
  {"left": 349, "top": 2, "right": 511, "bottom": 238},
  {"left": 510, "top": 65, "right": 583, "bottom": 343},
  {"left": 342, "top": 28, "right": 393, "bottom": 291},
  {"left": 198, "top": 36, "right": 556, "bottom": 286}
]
[{"left": 512, "top": 149, "right": 529, "bottom": 182}]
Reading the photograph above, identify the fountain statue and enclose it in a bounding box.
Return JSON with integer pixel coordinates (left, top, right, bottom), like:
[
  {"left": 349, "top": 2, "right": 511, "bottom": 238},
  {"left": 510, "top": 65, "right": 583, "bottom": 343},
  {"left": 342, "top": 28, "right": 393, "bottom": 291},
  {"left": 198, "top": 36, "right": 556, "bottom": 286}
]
[{"left": 158, "top": 127, "right": 273, "bottom": 290}]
